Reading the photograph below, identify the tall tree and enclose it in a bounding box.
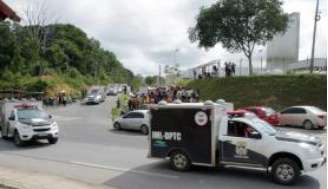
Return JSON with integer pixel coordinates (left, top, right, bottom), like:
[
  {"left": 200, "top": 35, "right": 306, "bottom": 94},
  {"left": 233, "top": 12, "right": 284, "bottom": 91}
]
[{"left": 189, "top": 0, "right": 288, "bottom": 75}]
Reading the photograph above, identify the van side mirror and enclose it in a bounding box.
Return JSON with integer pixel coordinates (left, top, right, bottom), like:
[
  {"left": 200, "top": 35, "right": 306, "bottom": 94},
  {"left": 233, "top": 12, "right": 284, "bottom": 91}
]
[
  {"left": 250, "top": 131, "right": 261, "bottom": 139},
  {"left": 8, "top": 116, "right": 15, "bottom": 121}
]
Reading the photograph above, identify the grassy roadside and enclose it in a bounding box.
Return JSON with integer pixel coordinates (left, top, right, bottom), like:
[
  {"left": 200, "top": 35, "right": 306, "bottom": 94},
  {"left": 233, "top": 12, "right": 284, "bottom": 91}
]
[{"left": 185, "top": 74, "right": 326, "bottom": 110}]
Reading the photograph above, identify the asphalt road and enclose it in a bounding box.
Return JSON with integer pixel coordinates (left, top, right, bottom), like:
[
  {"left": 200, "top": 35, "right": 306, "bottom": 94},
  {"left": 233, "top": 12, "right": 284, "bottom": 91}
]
[{"left": 0, "top": 97, "right": 326, "bottom": 189}]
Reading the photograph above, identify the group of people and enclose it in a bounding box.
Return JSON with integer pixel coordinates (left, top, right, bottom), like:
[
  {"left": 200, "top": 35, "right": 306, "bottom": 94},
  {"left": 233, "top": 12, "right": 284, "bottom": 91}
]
[
  {"left": 127, "top": 86, "right": 200, "bottom": 111},
  {"left": 193, "top": 62, "right": 237, "bottom": 79},
  {"left": 224, "top": 62, "right": 236, "bottom": 77},
  {"left": 43, "top": 92, "right": 72, "bottom": 106}
]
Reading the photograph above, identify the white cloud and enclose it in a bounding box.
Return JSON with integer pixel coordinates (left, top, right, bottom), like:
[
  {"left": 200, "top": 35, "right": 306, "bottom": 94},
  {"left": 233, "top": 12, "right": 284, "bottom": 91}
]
[{"left": 5, "top": 0, "right": 327, "bottom": 75}]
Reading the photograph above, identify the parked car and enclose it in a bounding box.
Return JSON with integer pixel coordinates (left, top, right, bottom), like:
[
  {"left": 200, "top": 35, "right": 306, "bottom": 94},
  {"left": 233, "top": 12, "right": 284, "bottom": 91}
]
[
  {"left": 241, "top": 106, "right": 279, "bottom": 125},
  {"left": 113, "top": 110, "right": 150, "bottom": 135},
  {"left": 278, "top": 106, "right": 327, "bottom": 129},
  {"left": 227, "top": 110, "right": 257, "bottom": 118},
  {"left": 85, "top": 88, "right": 106, "bottom": 104},
  {"left": 107, "top": 88, "right": 117, "bottom": 96}
]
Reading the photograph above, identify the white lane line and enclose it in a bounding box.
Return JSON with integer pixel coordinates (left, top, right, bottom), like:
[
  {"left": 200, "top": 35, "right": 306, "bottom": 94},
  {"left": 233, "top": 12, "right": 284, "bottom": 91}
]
[{"left": 70, "top": 161, "right": 179, "bottom": 180}]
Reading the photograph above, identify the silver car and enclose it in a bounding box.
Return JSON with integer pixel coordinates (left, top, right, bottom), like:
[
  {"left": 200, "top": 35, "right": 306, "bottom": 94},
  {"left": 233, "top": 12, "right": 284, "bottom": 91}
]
[
  {"left": 279, "top": 106, "right": 327, "bottom": 129},
  {"left": 113, "top": 110, "right": 150, "bottom": 135}
]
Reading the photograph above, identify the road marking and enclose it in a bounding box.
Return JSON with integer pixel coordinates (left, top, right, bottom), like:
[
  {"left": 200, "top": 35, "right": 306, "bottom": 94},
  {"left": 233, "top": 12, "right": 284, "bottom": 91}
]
[{"left": 70, "top": 161, "right": 179, "bottom": 179}]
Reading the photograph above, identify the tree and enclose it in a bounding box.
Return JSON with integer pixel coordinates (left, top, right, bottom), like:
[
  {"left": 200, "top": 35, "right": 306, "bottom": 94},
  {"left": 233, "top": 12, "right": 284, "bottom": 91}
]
[
  {"left": 23, "top": 0, "right": 59, "bottom": 75},
  {"left": 145, "top": 76, "right": 165, "bottom": 86},
  {"left": 189, "top": 0, "right": 288, "bottom": 75}
]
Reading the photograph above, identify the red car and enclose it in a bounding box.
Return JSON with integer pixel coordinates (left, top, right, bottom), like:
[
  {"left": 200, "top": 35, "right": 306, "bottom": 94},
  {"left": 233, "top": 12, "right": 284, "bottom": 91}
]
[
  {"left": 227, "top": 110, "right": 256, "bottom": 118},
  {"left": 240, "top": 106, "right": 279, "bottom": 125}
]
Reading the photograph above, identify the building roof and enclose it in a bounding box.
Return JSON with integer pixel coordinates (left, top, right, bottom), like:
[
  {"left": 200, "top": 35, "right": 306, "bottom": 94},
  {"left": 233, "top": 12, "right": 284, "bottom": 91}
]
[{"left": 0, "top": 0, "right": 20, "bottom": 22}]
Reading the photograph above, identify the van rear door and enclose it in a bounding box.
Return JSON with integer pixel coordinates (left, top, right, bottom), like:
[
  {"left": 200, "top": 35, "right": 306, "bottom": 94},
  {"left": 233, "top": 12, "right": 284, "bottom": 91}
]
[{"left": 150, "top": 107, "right": 213, "bottom": 165}]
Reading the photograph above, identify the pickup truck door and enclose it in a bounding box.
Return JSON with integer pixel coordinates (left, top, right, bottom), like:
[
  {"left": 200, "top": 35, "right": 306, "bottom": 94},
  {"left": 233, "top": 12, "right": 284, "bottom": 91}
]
[{"left": 219, "top": 120, "right": 267, "bottom": 167}]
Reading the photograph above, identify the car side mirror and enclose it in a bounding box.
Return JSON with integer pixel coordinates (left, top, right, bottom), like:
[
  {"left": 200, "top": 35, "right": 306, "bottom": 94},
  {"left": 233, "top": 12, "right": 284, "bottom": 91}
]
[
  {"left": 250, "top": 131, "right": 261, "bottom": 139},
  {"left": 49, "top": 115, "right": 53, "bottom": 119},
  {"left": 8, "top": 116, "right": 15, "bottom": 121}
]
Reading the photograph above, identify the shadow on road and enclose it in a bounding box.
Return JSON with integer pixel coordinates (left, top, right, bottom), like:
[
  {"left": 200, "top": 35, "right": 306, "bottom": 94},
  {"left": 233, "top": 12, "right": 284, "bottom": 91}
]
[
  {"left": 104, "top": 161, "right": 321, "bottom": 189},
  {"left": 108, "top": 129, "right": 145, "bottom": 137},
  {"left": 0, "top": 138, "right": 53, "bottom": 151}
]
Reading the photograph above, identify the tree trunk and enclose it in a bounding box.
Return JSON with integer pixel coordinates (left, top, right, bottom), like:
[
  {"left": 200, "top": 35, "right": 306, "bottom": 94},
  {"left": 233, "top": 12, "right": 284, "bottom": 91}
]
[{"left": 248, "top": 54, "right": 253, "bottom": 76}]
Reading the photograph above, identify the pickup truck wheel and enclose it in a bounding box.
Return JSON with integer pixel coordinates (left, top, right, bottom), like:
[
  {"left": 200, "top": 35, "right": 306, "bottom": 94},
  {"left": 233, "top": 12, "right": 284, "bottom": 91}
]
[
  {"left": 113, "top": 122, "right": 121, "bottom": 130},
  {"left": 140, "top": 125, "right": 149, "bottom": 135},
  {"left": 271, "top": 158, "right": 300, "bottom": 185},
  {"left": 303, "top": 120, "right": 314, "bottom": 130},
  {"left": 14, "top": 131, "right": 24, "bottom": 147},
  {"left": 170, "top": 151, "right": 191, "bottom": 171},
  {"left": 48, "top": 137, "right": 58, "bottom": 144}
]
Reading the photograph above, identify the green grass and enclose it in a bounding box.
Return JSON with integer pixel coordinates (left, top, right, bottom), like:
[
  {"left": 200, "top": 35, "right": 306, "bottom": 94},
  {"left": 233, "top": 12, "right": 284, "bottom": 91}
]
[{"left": 186, "top": 74, "right": 327, "bottom": 110}]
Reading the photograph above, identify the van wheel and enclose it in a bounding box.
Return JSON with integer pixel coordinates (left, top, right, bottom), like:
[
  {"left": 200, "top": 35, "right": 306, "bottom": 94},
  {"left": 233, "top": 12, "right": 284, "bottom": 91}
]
[
  {"left": 140, "top": 125, "right": 149, "bottom": 135},
  {"left": 271, "top": 158, "right": 300, "bottom": 185},
  {"left": 48, "top": 137, "right": 58, "bottom": 144},
  {"left": 14, "top": 131, "right": 24, "bottom": 147},
  {"left": 303, "top": 120, "right": 313, "bottom": 130},
  {"left": 113, "top": 122, "right": 121, "bottom": 130},
  {"left": 170, "top": 151, "right": 191, "bottom": 171}
]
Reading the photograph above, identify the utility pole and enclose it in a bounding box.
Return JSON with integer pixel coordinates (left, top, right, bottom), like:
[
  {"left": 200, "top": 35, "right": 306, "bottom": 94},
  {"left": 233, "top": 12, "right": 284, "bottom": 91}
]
[
  {"left": 310, "top": 0, "right": 320, "bottom": 73},
  {"left": 239, "top": 59, "right": 242, "bottom": 76},
  {"left": 261, "top": 56, "right": 263, "bottom": 73},
  {"left": 157, "top": 64, "right": 161, "bottom": 87}
]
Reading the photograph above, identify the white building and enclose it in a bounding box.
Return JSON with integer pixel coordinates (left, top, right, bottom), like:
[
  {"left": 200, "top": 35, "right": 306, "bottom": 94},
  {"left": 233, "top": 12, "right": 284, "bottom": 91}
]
[{"left": 266, "top": 12, "right": 300, "bottom": 71}]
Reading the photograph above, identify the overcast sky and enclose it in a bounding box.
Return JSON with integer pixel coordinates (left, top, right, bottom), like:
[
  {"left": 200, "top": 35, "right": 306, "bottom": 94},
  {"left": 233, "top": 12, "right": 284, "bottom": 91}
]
[{"left": 6, "top": 0, "right": 327, "bottom": 76}]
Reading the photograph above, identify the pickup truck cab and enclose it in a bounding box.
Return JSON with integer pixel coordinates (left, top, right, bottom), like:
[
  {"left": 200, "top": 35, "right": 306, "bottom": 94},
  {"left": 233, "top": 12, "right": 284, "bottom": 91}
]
[
  {"left": 148, "top": 101, "right": 325, "bottom": 185},
  {"left": 0, "top": 100, "right": 59, "bottom": 146}
]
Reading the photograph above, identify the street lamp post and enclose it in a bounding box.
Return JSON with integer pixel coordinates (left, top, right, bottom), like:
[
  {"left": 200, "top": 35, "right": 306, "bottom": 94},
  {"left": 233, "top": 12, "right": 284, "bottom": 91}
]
[
  {"left": 258, "top": 49, "right": 263, "bottom": 74},
  {"left": 310, "top": 0, "right": 320, "bottom": 73}
]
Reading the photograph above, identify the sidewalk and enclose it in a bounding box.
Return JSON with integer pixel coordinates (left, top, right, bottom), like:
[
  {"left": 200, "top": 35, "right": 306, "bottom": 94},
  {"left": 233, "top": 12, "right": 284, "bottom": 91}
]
[{"left": 0, "top": 166, "right": 111, "bottom": 189}]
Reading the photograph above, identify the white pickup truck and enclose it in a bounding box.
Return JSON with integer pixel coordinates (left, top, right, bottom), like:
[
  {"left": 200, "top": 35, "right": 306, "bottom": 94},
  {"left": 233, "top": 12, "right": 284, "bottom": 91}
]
[
  {"left": 148, "top": 101, "right": 326, "bottom": 185},
  {"left": 0, "top": 99, "right": 59, "bottom": 146}
]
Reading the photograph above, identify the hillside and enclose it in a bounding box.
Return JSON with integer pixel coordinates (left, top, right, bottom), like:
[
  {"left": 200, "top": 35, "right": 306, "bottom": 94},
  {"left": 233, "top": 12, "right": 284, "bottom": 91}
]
[
  {"left": 0, "top": 21, "right": 135, "bottom": 97},
  {"left": 186, "top": 74, "right": 327, "bottom": 110}
]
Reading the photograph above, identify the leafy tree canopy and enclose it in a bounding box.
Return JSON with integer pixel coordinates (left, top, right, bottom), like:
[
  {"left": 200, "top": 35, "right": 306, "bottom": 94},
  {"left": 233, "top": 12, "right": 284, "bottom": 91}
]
[
  {"left": 189, "top": 0, "right": 288, "bottom": 75},
  {"left": 0, "top": 22, "right": 135, "bottom": 91}
]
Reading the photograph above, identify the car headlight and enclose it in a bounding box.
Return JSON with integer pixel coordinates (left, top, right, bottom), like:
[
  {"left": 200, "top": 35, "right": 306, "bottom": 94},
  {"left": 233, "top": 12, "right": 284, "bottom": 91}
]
[{"left": 51, "top": 122, "right": 58, "bottom": 128}]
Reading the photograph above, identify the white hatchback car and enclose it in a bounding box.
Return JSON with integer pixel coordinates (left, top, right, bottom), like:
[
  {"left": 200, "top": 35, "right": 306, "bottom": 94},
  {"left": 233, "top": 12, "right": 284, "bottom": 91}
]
[
  {"left": 279, "top": 106, "right": 326, "bottom": 129},
  {"left": 113, "top": 110, "right": 150, "bottom": 135}
]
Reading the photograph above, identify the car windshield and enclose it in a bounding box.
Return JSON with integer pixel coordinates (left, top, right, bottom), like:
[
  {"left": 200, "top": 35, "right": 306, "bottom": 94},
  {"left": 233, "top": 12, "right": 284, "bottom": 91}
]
[
  {"left": 90, "top": 89, "right": 99, "bottom": 95},
  {"left": 253, "top": 118, "right": 277, "bottom": 136},
  {"left": 307, "top": 106, "right": 324, "bottom": 113},
  {"left": 17, "top": 109, "right": 49, "bottom": 120}
]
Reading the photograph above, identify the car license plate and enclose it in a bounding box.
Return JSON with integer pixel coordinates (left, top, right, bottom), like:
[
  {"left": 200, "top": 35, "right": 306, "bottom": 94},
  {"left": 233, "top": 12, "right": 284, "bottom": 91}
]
[{"left": 38, "top": 133, "right": 48, "bottom": 137}]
